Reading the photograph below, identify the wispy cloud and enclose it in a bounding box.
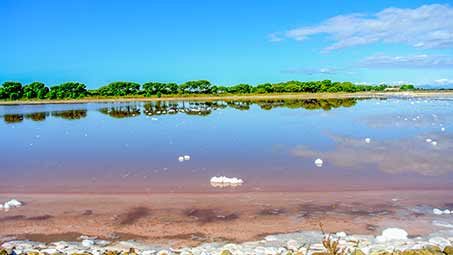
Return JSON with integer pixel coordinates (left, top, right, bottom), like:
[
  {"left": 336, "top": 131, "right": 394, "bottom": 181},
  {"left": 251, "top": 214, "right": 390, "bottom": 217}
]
[
  {"left": 359, "top": 54, "right": 453, "bottom": 68},
  {"left": 281, "top": 67, "right": 337, "bottom": 75},
  {"left": 434, "top": 78, "right": 453, "bottom": 85},
  {"left": 273, "top": 4, "right": 453, "bottom": 51}
]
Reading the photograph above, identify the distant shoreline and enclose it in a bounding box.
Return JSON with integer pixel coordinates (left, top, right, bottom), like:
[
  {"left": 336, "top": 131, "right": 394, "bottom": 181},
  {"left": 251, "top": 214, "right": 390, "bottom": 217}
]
[{"left": 1, "top": 91, "right": 453, "bottom": 105}]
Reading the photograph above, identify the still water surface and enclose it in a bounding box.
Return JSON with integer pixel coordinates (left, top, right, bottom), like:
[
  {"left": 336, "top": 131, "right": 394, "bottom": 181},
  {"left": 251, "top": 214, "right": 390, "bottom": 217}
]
[{"left": 1, "top": 97, "right": 452, "bottom": 193}]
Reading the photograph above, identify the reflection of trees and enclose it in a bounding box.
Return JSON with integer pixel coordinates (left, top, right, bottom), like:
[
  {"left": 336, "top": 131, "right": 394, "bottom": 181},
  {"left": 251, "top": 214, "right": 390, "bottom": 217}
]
[
  {"left": 254, "top": 98, "right": 358, "bottom": 111},
  {"left": 98, "top": 106, "right": 140, "bottom": 118},
  {"left": 4, "top": 114, "right": 24, "bottom": 123},
  {"left": 143, "top": 101, "right": 227, "bottom": 116},
  {"left": 0, "top": 99, "right": 361, "bottom": 123},
  {"left": 25, "top": 112, "right": 49, "bottom": 121},
  {"left": 52, "top": 109, "right": 87, "bottom": 120}
]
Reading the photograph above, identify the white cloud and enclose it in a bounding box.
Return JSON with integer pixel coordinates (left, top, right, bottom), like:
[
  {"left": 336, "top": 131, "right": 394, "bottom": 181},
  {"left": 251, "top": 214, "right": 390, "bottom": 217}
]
[
  {"left": 359, "top": 54, "right": 453, "bottom": 68},
  {"left": 281, "top": 67, "right": 336, "bottom": 75},
  {"left": 268, "top": 33, "right": 283, "bottom": 42},
  {"left": 275, "top": 4, "right": 453, "bottom": 51},
  {"left": 434, "top": 78, "right": 453, "bottom": 85}
]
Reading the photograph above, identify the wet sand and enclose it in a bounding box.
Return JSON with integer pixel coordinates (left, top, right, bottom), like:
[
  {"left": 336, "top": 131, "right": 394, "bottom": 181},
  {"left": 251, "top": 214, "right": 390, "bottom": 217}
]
[{"left": 1, "top": 190, "right": 452, "bottom": 247}]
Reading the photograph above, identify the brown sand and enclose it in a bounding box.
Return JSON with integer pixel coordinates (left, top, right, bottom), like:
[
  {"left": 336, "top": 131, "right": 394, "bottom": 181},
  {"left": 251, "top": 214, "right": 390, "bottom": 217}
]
[{"left": 1, "top": 190, "right": 452, "bottom": 247}]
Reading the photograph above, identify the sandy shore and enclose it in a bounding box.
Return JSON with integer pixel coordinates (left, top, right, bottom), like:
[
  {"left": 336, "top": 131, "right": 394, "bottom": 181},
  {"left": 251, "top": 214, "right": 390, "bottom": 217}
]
[
  {"left": 1, "top": 91, "right": 453, "bottom": 105},
  {"left": 1, "top": 190, "right": 452, "bottom": 247}
]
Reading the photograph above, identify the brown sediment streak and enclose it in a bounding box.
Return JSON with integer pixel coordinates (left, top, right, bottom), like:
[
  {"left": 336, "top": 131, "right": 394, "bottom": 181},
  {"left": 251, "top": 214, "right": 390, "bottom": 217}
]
[{"left": 117, "top": 207, "right": 150, "bottom": 225}]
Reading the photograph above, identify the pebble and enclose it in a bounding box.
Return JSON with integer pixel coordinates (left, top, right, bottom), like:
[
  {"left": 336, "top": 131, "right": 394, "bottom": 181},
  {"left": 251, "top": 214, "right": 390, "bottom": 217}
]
[{"left": 82, "top": 239, "right": 95, "bottom": 247}]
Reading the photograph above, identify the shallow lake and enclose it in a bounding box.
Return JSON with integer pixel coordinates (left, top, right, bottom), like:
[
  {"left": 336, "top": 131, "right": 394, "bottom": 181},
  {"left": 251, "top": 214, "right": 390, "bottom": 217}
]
[{"left": 1, "top": 97, "right": 453, "bottom": 193}]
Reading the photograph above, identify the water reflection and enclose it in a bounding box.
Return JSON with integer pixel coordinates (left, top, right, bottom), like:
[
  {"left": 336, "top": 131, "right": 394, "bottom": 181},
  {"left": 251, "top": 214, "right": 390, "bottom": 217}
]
[
  {"left": 25, "top": 112, "right": 48, "bottom": 122},
  {"left": 99, "top": 105, "right": 141, "bottom": 118},
  {"left": 1, "top": 98, "right": 359, "bottom": 123},
  {"left": 51, "top": 110, "right": 87, "bottom": 120},
  {"left": 291, "top": 134, "right": 453, "bottom": 176},
  {"left": 3, "top": 114, "right": 24, "bottom": 123}
]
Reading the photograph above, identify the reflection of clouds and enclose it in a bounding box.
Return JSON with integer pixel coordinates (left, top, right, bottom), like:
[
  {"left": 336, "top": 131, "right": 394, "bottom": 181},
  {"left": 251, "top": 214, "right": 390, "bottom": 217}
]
[
  {"left": 362, "top": 114, "right": 449, "bottom": 129},
  {"left": 291, "top": 134, "right": 453, "bottom": 176}
]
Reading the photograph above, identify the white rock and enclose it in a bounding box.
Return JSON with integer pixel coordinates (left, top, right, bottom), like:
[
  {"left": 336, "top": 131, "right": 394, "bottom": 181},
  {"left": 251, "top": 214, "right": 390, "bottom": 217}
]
[
  {"left": 158, "top": 250, "right": 172, "bottom": 255},
  {"left": 41, "top": 248, "right": 58, "bottom": 254},
  {"left": 81, "top": 239, "right": 95, "bottom": 247},
  {"left": 178, "top": 156, "right": 184, "bottom": 162},
  {"left": 286, "top": 240, "right": 299, "bottom": 251},
  {"left": 381, "top": 228, "right": 408, "bottom": 241},
  {"left": 365, "top": 138, "right": 371, "bottom": 144},
  {"left": 375, "top": 235, "right": 387, "bottom": 243},
  {"left": 429, "top": 236, "right": 451, "bottom": 248},
  {"left": 335, "top": 232, "right": 347, "bottom": 238},
  {"left": 314, "top": 158, "right": 323, "bottom": 167},
  {"left": 433, "top": 208, "right": 443, "bottom": 215},
  {"left": 142, "top": 250, "right": 157, "bottom": 255},
  {"left": 183, "top": 155, "right": 191, "bottom": 161}
]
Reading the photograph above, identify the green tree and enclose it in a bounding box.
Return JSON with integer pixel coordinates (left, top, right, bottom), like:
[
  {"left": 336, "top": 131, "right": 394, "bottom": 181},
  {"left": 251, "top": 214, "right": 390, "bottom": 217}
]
[
  {"left": 23, "top": 82, "right": 49, "bottom": 99},
  {"left": 142, "top": 82, "right": 178, "bottom": 96},
  {"left": 179, "top": 80, "right": 213, "bottom": 94},
  {"left": 227, "top": 84, "right": 253, "bottom": 94},
  {"left": 47, "top": 82, "right": 87, "bottom": 99},
  {"left": 1, "top": 81, "right": 23, "bottom": 100},
  {"left": 98, "top": 81, "right": 140, "bottom": 96}
]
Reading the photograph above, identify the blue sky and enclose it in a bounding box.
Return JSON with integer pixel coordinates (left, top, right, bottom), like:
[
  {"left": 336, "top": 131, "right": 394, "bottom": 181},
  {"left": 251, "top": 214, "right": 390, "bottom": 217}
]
[{"left": 1, "top": 0, "right": 453, "bottom": 88}]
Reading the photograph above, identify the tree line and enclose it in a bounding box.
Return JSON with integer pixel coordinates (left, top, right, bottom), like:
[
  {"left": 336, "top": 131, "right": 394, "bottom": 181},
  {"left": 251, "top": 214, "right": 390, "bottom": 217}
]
[{"left": 0, "top": 80, "right": 416, "bottom": 100}]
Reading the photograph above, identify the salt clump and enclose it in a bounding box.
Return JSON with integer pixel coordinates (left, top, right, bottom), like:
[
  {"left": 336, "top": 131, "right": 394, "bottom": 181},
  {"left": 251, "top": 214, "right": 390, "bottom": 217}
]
[
  {"left": 314, "top": 158, "right": 323, "bottom": 167},
  {"left": 210, "top": 176, "right": 244, "bottom": 187},
  {"left": 426, "top": 138, "right": 432, "bottom": 143},
  {"left": 178, "top": 156, "right": 184, "bottom": 162},
  {"left": 183, "top": 155, "right": 191, "bottom": 161},
  {"left": 365, "top": 138, "right": 371, "bottom": 144},
  {"left": 433, "top": 208, "right": 443, "bottom": 215},
  {"left": 376, "top": 228, "right": 408, "bottom": 242}
]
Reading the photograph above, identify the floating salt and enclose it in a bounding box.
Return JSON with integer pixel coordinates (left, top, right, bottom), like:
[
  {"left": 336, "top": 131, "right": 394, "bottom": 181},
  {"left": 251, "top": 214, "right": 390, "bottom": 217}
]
[
  {"left": 4, "top": 199, "right": 22, "bottom": 208},
  {"left": 365, "top": 138, "right": 371, "bottom": 144},
  {"left": 441, "top": 127, "right": 445, "bottom": 132},
  {"left": 210, "top": 176, "right": 244, "bottom": 187},
  {"left": 432, "top": 141, "right": 438, "bottom": 146},
  {"left": 433, "top": 208, "right": 443, "bottom": 215},
  {"left": 183, "top": 155, "right": 191, "bottom": 161},
  {"left": 314, "top": 158, "right": 323, "bottom": 167},
  {"left": 178, "top": 156, "right": 184, "bottom": 162},
  {"left": 426, "top": 138, "right": 432, "bottom": 143}
]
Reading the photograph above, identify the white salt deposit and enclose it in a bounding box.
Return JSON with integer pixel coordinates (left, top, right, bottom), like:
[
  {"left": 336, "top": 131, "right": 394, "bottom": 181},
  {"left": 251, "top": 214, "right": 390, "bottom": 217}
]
[
  {"left": 432, "top": 141, "right": 438, "bottom": 146},
  {"left": 178, "top": 156, "right": 184, "bottom": 162},
  {"left": 441, "top": 127, "right": 445, "bottom": 132},
  {"left": 365, "top": 138, "right": 371, "bottom": 144},
  {"left": 433, "top": 208, "right": 443, "bottom": 215},
  {"left": 183, "top": 155, "right": 191, "bottom": 161},
  {"left": 210, "top": 176, "right": 244, "bottom": 187},
  {"left": 376, "top": 228, "right": 408, "bottom": 242},
  {"left": 314, "top": 158, "right": 323, "bottom": 167},
  {"left": 426, "top": 138, "right": 432, "bottom": 143}
]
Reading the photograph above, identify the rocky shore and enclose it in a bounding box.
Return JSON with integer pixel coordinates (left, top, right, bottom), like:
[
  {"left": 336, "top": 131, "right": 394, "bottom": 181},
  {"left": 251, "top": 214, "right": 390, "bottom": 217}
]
[{"left": 2, "top": 229, "right": 453, "bottom": 255}]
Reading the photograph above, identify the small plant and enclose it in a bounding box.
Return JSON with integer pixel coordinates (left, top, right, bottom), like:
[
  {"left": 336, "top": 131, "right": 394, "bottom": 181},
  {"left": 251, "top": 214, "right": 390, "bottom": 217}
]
[{"left": 318, "top": 223, "right": 348, "bottom": 255}]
